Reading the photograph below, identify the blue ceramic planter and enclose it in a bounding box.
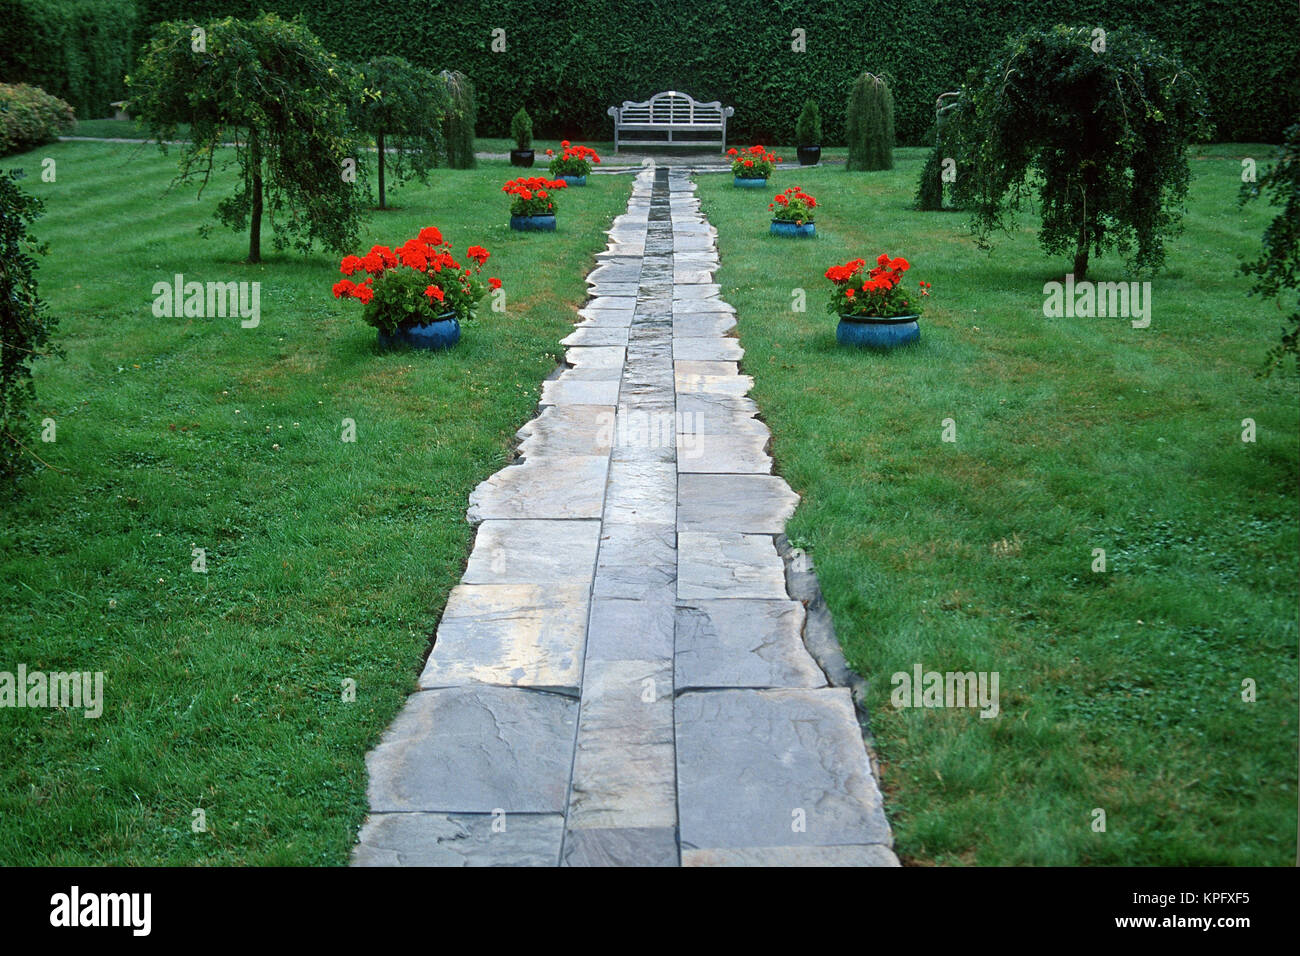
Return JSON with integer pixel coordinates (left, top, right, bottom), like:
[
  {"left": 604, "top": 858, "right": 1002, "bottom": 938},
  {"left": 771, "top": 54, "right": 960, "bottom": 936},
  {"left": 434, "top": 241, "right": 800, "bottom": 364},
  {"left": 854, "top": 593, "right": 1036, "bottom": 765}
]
[
  {"left": 510, "top": 214, "right": 557, "bottom": 231},
  {"left": 836, "top": 314, "right": 920, "bottom": 350},
  {"left": 734, "top": 176, "right": 769, "bottom": 188},
  {"left": 377, "top": 314, "right": 460, "bottom": 351},
  {"left": 770, "top": 219, "right": 815, "bottom": 238},
  {"left": 559, "top": 174, "right": 587, "bottom": 186}
]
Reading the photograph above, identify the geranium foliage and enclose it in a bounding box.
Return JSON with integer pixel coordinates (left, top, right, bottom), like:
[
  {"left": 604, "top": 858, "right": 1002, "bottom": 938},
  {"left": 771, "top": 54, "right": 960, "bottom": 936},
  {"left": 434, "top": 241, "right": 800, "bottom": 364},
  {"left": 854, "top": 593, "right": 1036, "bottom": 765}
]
[
  {"left": 128, "top": 13, "right": 365, "bottom": 263},
  {"left": 332, "top": 227, "right": 499, "bottom": 334},
  {"left": 825, "top": 254, "right": 930, "bottom": 318},
  {"left": 948, "top": 24, "right": 1210, "bottom": 280}
]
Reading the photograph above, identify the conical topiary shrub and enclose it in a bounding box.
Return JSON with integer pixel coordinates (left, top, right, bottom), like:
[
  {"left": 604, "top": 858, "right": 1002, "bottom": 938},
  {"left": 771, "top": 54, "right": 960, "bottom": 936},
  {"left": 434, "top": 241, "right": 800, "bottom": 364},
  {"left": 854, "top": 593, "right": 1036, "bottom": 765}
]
[
  {"left": 796, "top": 99, "right": 821, "bottom": 146},
  {"left": 845, "top": 72, "right": 894, "bottom": 171}
]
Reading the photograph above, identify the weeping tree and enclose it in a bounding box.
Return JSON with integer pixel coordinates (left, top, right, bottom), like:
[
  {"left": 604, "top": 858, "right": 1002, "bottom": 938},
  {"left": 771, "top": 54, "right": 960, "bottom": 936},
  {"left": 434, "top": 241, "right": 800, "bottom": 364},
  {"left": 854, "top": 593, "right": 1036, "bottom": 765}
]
[
  {"left": 128, "top": 13, "right": 365, "bottom": 263},
  {"left": 950, "top": 24, "right": 1210, "bottom": 280},
  {"left": 353, "top": 56, "right": 450, "bottom": 209},
  {"left": 1240, "top": 120, "right": 1300, "bottom": 376},
  {"left": 845, "top": 72, "right": 894, "bottom": 171},
  {"left": 441, "top": 70, "right": 477, "bottom": 170}
]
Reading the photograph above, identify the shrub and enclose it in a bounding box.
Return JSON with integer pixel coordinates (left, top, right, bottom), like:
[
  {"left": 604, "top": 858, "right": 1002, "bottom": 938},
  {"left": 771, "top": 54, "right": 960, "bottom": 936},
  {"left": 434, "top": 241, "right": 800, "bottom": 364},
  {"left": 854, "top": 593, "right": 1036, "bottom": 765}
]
[
  {"left": 0, "top": 84, "right": 76, "bottom": 156},
  {"left": 129, "top": 13, "right": 366, "bottom": 264},
  {"left": 352, "top": 56, "right": 450, "bottom": 210},
  {"left": 510, "top": 108, "right": 533, "bottom": 150},
  {"left": 0, "top": 171, "right": 61, "bottom": 488},
  {"left": 0, "top": 0, "right": 137, "bottom": 119},
  {"left": 1240, "top": 120, "right": 1300, "bottom": 376},
  {"left": 950, "top": 24, "right": 1211, "bottom": 280},
  {"left": 795, "top": 99, "right": 821, "bottom": 145},
  {"left": 441, "top": 70, "right": 477, "bottom": 169},
  {"left": 845, "top": 72, "right": 894, "bottom": 171}
]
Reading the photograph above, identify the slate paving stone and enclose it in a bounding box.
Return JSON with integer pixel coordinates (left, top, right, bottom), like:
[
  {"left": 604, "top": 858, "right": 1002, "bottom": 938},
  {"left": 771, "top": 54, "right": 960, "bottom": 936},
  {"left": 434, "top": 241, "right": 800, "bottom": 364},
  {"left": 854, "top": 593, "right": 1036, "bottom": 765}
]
[
  {"left": 674, "top": 394, "right": 768, "bottom": 437},
  {"left": 675, "top": 599, "right": 826, "bottom": 690},
  {"left": 677, "top": 431, "right": 772, "bottom": 474},
  {"left": 678, "top": 474, "right": 799, "bottom": 533},
  {"left": 562, "top": 827, "right": 679, "bottom": 867},
  {"left": 462, "top": 519, "right": 601, "bottom": 584},
  {"left": 366, "top": 686, "right": 577, "bottom": 813},
  {"left": 585, "top": 596, "right": 676, "bottom": 661},
  {"left": 594, "top": 521, "right": 676, "bottom": 597},
  {"left": 566, "top": 345, "right": 627, "bottom": 368},
  {"left": 467, "top": 455, "right": 608, "bottom": 521},
  {"left": 674, "top": 337, "right": 744, "bottom": 361},
  {"left": 603, "top": 459, "right": 677, "bottom": 524},
  {"left": 567, "top": 659, "right": 676, "bottom": 830},
  {"left": 672, "top": 312, "right": 737, "bottom": 337},
  {"left": 677, "top": 531, "right": 787, "bottom": 599},
  {"left": 675, "top": 372, "right": 754, "bottom": 397},
  {"left": 673, "top": 298, "right": 735, "bottom": 314},
  {"left": 581, "top": 297, "right": 639, "bottom": 313},
  {"left": 675, "top": 687, "right": 892, "bottom": 849},
  {"left": 419, "top": 582, "right": 590, "bottom": 694},
  {"left": 673, "top": 267, "right": 715, "bottom": 284},
  {"left": 672, "top": 283, "right": 723, "bottom": 300},
  {"left": 682, "top": 845, "right": 899, "bottom": 867},
  {"left": 562, "top": 326, "right": 629, "bottom": 346},
  {"left": 674, "top": 359, "right": 738, "bottom": 377},
  {"left": 514, "top": 405, "right": 614, "bottom": 459},
  {"left": 588, "top": 282, "right": 642, "bottom": 298},
  {"left": 540, "top": 377, "right": 621, "bottom": 407},
  {"left": 353, "top": 812, "right": 565, "bottom": 867}
]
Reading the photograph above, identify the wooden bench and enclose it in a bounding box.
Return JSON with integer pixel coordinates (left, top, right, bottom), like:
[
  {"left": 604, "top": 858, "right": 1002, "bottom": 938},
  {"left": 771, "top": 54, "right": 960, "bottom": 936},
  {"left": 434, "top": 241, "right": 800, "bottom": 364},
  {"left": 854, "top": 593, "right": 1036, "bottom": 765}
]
[{"left": 607, "top": 91, "right": 734, "bottom": 153}]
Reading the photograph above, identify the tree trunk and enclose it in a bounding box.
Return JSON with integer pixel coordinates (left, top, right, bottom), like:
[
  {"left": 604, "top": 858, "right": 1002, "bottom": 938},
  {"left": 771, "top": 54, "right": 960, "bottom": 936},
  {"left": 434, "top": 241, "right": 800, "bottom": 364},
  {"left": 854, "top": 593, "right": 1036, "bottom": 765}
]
[
  {"left": 1073, "top": 225, "right": 1089, "bottom": 282},
  {"left": 248, "top": 129, "right": 263, "bottom": 264},
  {"left": 377, "top": 130, "right": 386, "bottom": 210}
]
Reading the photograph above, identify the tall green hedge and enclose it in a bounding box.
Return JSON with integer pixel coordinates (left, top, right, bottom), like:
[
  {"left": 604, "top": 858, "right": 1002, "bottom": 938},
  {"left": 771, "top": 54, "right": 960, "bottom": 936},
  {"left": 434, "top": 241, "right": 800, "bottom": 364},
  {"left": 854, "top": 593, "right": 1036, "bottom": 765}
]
[
  {"left": 136, "top": 1, "right": 1298, "bottom": 144},
  {"left": 0, "top": 0, "right": 138, "bottom": 119}
]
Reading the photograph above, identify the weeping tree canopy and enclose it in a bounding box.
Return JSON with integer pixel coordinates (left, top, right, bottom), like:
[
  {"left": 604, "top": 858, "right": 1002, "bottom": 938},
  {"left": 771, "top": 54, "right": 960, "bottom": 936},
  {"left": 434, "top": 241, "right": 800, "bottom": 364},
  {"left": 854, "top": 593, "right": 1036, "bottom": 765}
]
[
  {"left": 949, "top": 24, "right": 1210, "bottom": 280},
  {"left": 353, "top": 55, "right": 449, "bottom": 210},
  {"left": 845, "top": 72, "right": 894, "bottom": 171},
  {"left": 128, "top": 13, "right": 365, "bottom": 263},
  {"left": 441, "top": 70, "right": 477, "bottom": 170},
  {"left": 1240, "top": 120, "right": 1300, "bottom": 376}
]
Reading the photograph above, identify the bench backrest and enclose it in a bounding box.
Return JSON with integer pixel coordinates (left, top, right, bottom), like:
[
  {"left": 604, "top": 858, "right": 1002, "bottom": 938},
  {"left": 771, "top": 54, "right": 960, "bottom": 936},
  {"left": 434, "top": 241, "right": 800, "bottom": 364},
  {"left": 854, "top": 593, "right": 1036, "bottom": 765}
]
[{"left": 613, "top": 91, "right": 730, "bottom": 125}]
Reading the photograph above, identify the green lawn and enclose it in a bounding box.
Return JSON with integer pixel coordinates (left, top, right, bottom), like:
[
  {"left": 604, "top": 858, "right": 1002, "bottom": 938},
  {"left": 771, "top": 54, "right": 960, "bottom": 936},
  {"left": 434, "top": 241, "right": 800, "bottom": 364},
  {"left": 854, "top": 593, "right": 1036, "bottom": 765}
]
[
  {"left": 698, "top": 144, "right": 1299, "bottom": 865},
  {"left": 0, "top": 140, "right": 631, "bottom": 864}
]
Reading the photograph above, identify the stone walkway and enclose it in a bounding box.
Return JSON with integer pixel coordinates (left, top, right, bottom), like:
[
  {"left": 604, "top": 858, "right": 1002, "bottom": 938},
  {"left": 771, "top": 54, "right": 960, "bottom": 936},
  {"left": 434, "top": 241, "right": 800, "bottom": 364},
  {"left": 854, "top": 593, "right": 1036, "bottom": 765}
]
[{"left": 352, "top": 167, "right": 896, "bottom": 867}]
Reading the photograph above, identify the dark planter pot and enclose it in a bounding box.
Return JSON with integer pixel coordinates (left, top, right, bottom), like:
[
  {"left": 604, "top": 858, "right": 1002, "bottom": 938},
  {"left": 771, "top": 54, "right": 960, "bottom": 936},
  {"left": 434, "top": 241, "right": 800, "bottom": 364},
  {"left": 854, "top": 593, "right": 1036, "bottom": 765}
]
[
  {"left": 511, "top": 213, "right": 557, "bottom": 231},
  {"left": 734, "top": 176, "right": 769, "bottom": 188},
  {"left": 797, "top": 145, "right": 822, "bottom": 166},
  {"left": 770, "top": 219, "right": 815, "bottom": 238},
  {"left": 559, "top": 174, "right": 587, "bottom": 186},
  {"left": 377, "top": 313, "right": 460, "bottom": 351},
  {"left": 837, "top": 313, "right": 920, "bottom": 349},
  {"left": 509, "top": 149, "right": 535, "bottom": 168}
]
